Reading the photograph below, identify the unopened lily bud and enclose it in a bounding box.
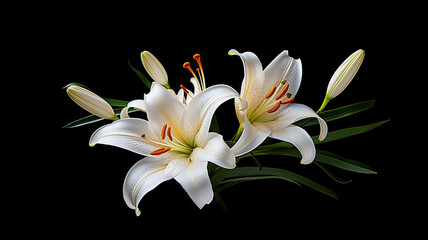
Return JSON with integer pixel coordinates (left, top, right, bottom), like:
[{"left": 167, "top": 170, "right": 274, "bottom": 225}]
[
  {"left": 67, "top": 85, "right": 118, "bottom": 120},
  {"left": 141, "top": 51, "right": 170, "bottom": 88},
  {"left": 318, "top": 49, "right": 365, "bottom": 112}
]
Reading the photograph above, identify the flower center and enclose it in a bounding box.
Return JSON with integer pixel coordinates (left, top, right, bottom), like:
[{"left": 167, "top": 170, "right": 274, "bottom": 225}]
[
  {"left": 141, "top": 123, "right": 194, "bottom": 156},
  {"left": 248, "top": 79, "right": 295, "bottom": 122}
]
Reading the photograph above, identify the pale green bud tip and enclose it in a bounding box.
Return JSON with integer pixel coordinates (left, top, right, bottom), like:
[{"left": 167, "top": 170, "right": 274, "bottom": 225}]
[
  {"left": 326, "top": 49, "right": 365, "bottom": 99},
  {"left": 66, "top": 85, "right": 117, "bottom": 120},
  {"left": 320, "top": 49, "right": 365, "bottom": 112},
  {"left": 141, "top": 51, "right": 169, "bottom": 87}
]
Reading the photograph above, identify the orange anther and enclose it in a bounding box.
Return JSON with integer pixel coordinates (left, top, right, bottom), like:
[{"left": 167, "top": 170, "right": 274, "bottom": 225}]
[
  {"left": 275, "top": 84, "right": 289, "bottom": 100},
  {"left": 150, "top": 147, "right": 171, "bottom": 155},
  {"left": 265, "top": 86, "right": 276, "bottom": 99},
  {"left": 280, "top": 97, "right": 295, "bottom": 105},
  {"left": 167, "top": 127, "right": 173, "bottom": 141},
  {"left": 267, "top": 101, "right": 281, "bottom": 113},
  {"left": 161, "top": 124, "right": 167, "bottom": 140}
]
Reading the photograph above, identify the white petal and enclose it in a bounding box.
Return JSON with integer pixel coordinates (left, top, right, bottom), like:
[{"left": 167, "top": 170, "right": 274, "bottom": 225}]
[
  {"left": 229, "top": 49, "right": 265, "bottom": 115},
  {"left": 89, "top": 118, "right": 161, "bottom": 156},
  {"left": 164, "top": 155, "right": 190, "bottom": 178},
  {"left": 174, "top": 161, "right": 213, "bottom": 209},
  {"left": 122, "top": 157, "right": 170, "bottom": 216},
  {"left": 231, "top": 116, "right": 271, "bottom": 157},
  {"left": 183, "top": 84, "right": 240, "bottom": 147},
  {"left": 266, "top": 103, "right": 328, "bottom": 141},
  {"left": 190, "top": 133, "right": 236, "bottom": 169},
  {"left": 141, "top": 51, "right": 169, "bottom": 86},
  {"left": 144, "top": 82, "right": 186, "bottom": 142},
  {"left": 120, "top": 99, "right": 145, "bottom": 119},
  {"left": 264, "top": 50, "right": 302, "bottom": 98},
  {"left": 270, "top": 125, "right": 316, "bottom": 164}
]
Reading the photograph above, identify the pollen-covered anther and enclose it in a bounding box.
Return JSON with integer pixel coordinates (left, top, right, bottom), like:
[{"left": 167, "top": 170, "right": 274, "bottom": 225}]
[
  {"left": 267, "top": 101, "right": 281, "bottom": 113},
  {"left": 265, "top": 86, "right": 276, "bottom": 99},
  {"left": 275, "top": 83, "right": 289, "bottom": 100},
  {"left": 150, "top": 147, "right": 171, "bottom": 155},
  {"left": 161, "top": 124, "right": 167, "bottom": 140},
  {"left": 167, "top": 127, "right": 173, "bottom": 141},
  {"left": 281, "top": 97, "right": 295, "bottom": 105}
]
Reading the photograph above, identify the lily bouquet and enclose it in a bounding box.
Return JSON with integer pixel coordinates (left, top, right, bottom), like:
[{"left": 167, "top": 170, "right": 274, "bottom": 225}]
[{"left": 64, "top": 49, "right": 388, "bottom": 216}]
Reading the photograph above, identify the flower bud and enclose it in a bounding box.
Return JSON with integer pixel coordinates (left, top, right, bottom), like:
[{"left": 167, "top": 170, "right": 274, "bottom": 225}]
[
  {"left": 66, "top": 85, "right": 118, "bottom": 120},
  {"left": 141, "top": 51, "right": 170, "bottom": 88},
  {"left": 318, "top": 49, "right": 365, "bottom": 112}
]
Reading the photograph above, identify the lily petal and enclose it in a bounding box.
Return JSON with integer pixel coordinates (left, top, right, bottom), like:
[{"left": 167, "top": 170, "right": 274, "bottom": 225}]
[
  {"left": 228, "top": 49, "right": 265, "bottom": 113},
  {"left": 89, "top": 118, "right": 162, "bottom": 156},
  {"left": 231, "top": 116, "right": 271, "bottom": 157},
  {"left": 266, "top": 103, "right": 328, "bottom": 141},
  {"left": 183, "top": 84, "right": 241, "bottom": 147},
  {"left": 174, "top": 161, "right": 213, "bottom": 209},
  {"left": 122, "top": 157, "right": 170, "bottom": 216},
  {"left": 264, "top": 50, "right": 302, "bottom": 98},
  {"left": 270, "top": 125, "right": 316, "bottom": 164},
  {"left": 144, "top": 83, "right": 186, "bottom": 142},
  {"left": 190, "top": 133, "right": 236, "bottom": 169},
  {"left": 120, "top": 99, "right": 145, "bottom": 119}
]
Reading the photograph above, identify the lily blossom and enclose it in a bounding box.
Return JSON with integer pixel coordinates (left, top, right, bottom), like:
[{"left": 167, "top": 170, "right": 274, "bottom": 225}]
[
  {"left": 66, "top": 85, "right": 118, "bottom": 120},
  {"left": 229, "top": 49, "right": 328, "bottom": 164},
  {"left": 90, "top": 82, "right": 241, "bottom": 215}
]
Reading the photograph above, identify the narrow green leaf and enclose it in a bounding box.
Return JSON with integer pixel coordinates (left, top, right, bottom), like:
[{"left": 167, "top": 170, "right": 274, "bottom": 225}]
[
  {"left": 296, "top": 100, "right": 376, "bottom": 127},
  {"left": 314, "top": 162, "right": 353, "bottom": 184},
  {"left": 314, "top": 150, "right": 377, "bottom": 174},
  {"left": 128, "top": 61, "right": 152, "bottom": 89},
  {"left": 209, "top": 114, "right": 220, "bottom": 133},
  {"left": 63, "top": 108, "right": 138, "bottom": 128},
  {"left": 213, "top": 167, "right": 338, "bottom": 199},
  {"left": 313, "top": 119, "right": 390, "bottom": 144}
]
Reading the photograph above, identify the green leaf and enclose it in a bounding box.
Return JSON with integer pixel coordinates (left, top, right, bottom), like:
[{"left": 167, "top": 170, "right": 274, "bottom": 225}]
[
  {"left": 314, "top": 150, "right": 377, "bottom": 174},
  {"left": 212, "top": 167, "right": 338, "bottom": 199},
  {"left": 314, "top": 162, "right": 353, "bottom": 184},
  {"left": 63, "top": 108, "right": 138, "bottom": 128},
  {"left": 312, "top": 119, "right": 390, "bottom": 144},
  {"left": 128, "top": 61, "right": 152, "bottom": 89},
  {"left": 296, "top": 100, "right": 376, "bottom": 127},
  {"left": 209, "top": 114, "right": 220, "bottom": 133}
]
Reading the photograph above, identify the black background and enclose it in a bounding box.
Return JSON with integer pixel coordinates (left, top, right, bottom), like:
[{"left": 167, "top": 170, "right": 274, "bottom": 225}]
[{"left": 17, "top": 3, "right": 420, "bottom": 238}]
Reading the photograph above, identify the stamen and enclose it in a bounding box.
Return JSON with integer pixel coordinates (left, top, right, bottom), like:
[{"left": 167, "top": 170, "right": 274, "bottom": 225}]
[
  {"left": 280, "top": 97, "right": 295, "bottom": 105},
  {"left": 275, "top": 84, "right": 289, "bottom": 100},
  {"left": 167, "top": 127, "right": 173, "bottom": 141},
  {"left": 141, "top": 133, "right": 146, "bottom": 138},
  {"left": 265, "top": 86, "right": 276, "bottom": 99},
  {"left": 150, "top": 147, "right": 171, "bottom": 155},
  {"left": 161, "top": 124, "right": 167, "bottom": 140},
  {"left": 267, "top": 101, "right": 281, "bottom": 113},
  {"left": 183, "top": 62, "right": 199, "bottom": 81},
  {"left": 193, "top": 54, "right": 206, "bottom": 89},
  {"left": 180, "top": 84, "right": 194, "bottom": 98},
  {"left": 287, "top": 93, "right": 292, "bottom": 98}
]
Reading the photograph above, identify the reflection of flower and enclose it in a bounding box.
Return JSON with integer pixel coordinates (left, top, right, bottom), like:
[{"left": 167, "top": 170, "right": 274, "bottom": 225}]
[
  {"left": 229, "top": 49, "right": 327, "bottom": 164},
  {"left": 89, "top": 82, "right": 240, "bottom": 215},
  {"left": 66, "top": 85, "right": 118, "bottom": 120},
  {"left": 319, "top": 49, "right": 365, "bottom": 112}
]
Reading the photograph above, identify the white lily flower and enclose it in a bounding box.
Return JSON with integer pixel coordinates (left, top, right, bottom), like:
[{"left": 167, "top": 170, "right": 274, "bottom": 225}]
[
  {"left": 66, "top": 85, "right": 118, "bottom": 120},
  {"left": 141, "top": 51, "right": 170, "bottom": 88},
  {"left": 229, "top": 49, "right": 328, "bottom": 164},
  {"left": 90, "top": 82, "right": 240, "bottom": 215},
  {"left": 318, "top": 49, "right": 365, "bottom": 112}
]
